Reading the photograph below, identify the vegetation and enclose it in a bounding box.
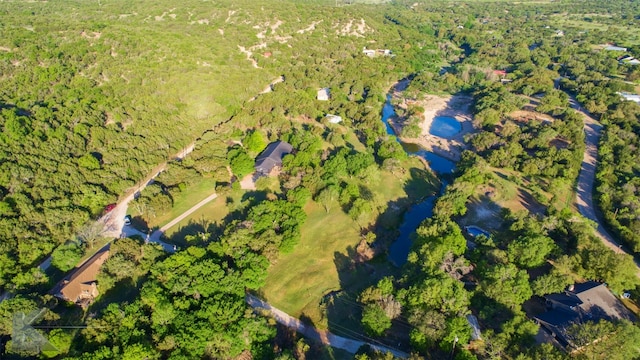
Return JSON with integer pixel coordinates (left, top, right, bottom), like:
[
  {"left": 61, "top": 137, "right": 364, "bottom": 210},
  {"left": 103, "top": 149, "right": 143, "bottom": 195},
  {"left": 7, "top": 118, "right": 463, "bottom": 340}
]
[{"left": 1, "top": 0, "right": 640, "bottom": 359}]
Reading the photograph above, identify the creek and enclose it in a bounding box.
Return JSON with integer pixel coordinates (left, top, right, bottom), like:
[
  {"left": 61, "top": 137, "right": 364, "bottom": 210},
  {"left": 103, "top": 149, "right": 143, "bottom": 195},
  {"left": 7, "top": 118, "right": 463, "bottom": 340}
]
[{"left": 382, "top": 94, "right": 458, "bottom": 266}]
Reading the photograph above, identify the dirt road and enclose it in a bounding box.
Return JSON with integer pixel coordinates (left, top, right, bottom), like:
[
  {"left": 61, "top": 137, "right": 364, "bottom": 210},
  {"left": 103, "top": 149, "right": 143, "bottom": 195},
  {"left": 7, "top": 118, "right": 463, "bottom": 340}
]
[
  {"left": 571, "top": 98, "right": 640, "bottom": 276},
  {"left": 246, "top": 294, "right": 408, "bottom": 358}
]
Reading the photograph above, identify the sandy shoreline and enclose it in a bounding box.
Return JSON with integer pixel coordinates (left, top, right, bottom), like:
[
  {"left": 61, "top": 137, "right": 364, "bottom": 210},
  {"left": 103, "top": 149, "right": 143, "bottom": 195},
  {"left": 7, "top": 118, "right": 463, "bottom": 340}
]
[{"left": 389, "top": 92, "right": 475, "bottom": 161}]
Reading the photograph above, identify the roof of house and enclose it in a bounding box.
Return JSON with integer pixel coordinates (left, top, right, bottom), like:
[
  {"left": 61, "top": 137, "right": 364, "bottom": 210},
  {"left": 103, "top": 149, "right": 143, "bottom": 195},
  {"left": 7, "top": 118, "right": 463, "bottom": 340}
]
[
  {"left": 317, "top": 88, "right": 330, "bottom": 100},
  {"left": 604, "top": 45, "right": 627, "bottom": 51},
  {"left": 254, "top": 141, "right": 293, "bottom": 174},
  {"left": 534, "top": 281, "right": 635, "bottom": 348},
  {"left": 618, "top": 92, "right": 640, "bottom": 103},
  {"left": 54, "top": 249, "right": 109, "bottom": 303}
]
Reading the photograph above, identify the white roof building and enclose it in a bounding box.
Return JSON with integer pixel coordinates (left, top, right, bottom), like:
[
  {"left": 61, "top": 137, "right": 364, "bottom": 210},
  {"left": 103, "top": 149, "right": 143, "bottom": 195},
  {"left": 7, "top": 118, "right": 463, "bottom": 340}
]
[
  {"left": 604, "top": 45, "right": 627, "bottom": 51},
  {"left": 317, "top": 88, "right": 330, "bottom": 101},
  {"left": 325, "top": 114, "right": 343, "bottom": 124},
  {"left": 618, "top": 92, "right": 640, "bottom": 103}
]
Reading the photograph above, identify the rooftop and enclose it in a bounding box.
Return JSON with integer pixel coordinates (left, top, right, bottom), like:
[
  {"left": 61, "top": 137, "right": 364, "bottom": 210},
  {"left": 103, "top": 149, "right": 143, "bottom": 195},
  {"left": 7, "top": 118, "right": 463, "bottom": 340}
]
[
  {"left": 255, "top": 141, "right": 293, "bottom": 175},
  {"left": 52, "top": 249, "right": 110, "bottom": 306}
]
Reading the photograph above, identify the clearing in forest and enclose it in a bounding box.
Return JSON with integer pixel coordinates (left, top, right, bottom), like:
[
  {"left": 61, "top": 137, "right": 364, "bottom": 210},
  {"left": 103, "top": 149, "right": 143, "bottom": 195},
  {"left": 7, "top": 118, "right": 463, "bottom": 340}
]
[{"left": 261, "top": 158, "right": 437, "bottom": 328}]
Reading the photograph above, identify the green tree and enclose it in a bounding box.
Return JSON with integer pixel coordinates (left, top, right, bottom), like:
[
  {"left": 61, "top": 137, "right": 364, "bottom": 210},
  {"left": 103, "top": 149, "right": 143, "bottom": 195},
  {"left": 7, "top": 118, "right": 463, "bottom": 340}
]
[
  {"left": 481, "top": 264, "right": 532, "bottom": 309},
  {"left": 361, "top": 304, "right": 391, "bottom": 336},
  {"left": 244, "top": 130, "right": 268, "bottom": 154},
  {"left": 78, "top": 153, "right": 101, "bottom": 170},
  {"left": 51, "top": 243, "right": 84, "bottom": 272},
  {"left": 507, "top": 234, "right": 556, "bottom": 268}
]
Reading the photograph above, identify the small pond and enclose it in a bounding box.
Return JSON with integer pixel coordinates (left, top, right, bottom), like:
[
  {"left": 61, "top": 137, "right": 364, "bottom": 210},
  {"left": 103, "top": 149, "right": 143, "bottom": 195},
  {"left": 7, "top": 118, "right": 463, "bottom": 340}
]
[{"left": 429, "top": 116, "right": 461, "bottom": 139}]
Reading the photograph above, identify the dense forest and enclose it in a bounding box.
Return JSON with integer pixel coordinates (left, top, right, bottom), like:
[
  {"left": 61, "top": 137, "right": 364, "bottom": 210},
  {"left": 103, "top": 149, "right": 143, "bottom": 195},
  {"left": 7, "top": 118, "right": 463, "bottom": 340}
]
[{"left": 1, "top": 0, "right": 640, "bottom": 359}]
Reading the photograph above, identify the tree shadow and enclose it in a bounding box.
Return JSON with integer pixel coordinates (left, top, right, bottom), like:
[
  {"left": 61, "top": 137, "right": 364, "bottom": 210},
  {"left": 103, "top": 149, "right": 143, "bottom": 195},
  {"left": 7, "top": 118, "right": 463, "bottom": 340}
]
[
  {"left": 322, "top": 249, "right": 410, "bottom": 354},
  {"left": 165, "top": 218, "right": 221, "bottom": 247},
  {"left": 471, "top": 292, "right": 515, "bottom": 332},
  {"left": 88, "top": 277, "right": 140, "bottom": 314}
]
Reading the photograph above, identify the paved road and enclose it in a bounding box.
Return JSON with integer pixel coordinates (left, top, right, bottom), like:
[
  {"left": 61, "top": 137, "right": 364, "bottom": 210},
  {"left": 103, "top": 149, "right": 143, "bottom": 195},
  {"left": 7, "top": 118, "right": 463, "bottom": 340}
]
[
  {"left": 571, "top": 97, "right": 640, "bottom": 276},
  {"left": 148, "top": 193, "right": 218, "bottom": 244},
  {"left": 118, "top": 193, "right": 218, "bottom": 253},
  {"left": 246, "top": 295, "right": 408, "bottom": 358}
]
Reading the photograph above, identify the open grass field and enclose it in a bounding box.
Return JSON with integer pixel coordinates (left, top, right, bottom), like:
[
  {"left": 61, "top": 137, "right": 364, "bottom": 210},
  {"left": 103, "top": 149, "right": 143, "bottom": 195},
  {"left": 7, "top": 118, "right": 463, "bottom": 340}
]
[
  {"left": 261, "top": 200, "right": 364, "bottom": 326},
  {"left": 261, "top": 161, "right": 436, "bottom": 328},
  {"left": 550, "top": 15, "right": 640, "bottom": 46},
  {"left": 163, "top": 195, "right": 229, "bottom": 239},
  {"left": 138, "top": 178, "right": 217, "bottom": 229}
]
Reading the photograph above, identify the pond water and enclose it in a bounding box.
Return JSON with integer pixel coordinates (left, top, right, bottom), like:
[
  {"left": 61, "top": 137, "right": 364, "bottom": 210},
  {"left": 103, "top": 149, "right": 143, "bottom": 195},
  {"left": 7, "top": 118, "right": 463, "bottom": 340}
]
[
  {"left": 382, "top": 92, "right": 456, "bottom": 266},
  {"left": 429, "top": 116, "right": 461, "bottom": 139}
]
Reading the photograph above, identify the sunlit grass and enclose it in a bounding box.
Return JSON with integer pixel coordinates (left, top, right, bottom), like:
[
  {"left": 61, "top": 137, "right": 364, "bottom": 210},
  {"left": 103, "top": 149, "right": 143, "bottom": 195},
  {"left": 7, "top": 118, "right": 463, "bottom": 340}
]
[{"left": 261, "top": 163, "right": 436, "bottom": 327}]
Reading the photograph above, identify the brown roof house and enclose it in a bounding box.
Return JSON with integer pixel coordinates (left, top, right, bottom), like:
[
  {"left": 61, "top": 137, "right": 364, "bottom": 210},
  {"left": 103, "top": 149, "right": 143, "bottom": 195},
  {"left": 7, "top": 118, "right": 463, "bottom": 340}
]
[
  {"left": 534, "top": 281, "right": 635, "bottom": 350},
  {"left": 254, "top": 141, "right": 293, "bottom": 176},
  {"left": 52, "top": 249, "right": 109, "bottom": 308}
]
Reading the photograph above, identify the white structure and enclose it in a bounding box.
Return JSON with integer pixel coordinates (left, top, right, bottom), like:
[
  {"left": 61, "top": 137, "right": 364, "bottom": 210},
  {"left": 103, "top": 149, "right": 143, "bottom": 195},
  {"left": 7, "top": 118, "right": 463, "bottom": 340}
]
[
  {"left": 466, "top": 314, "right": 482, "bottom": 340},
  {"left": 362, "top": 47, "right": 376, "bottom": 57},
  {"left": 620, "top": 56, "right": 640, "bottom": 65},
  {"left": 363, "top": 47, "right": 393, "bottom": 57},
  {"left": 317, "top": 88, "right": 330, "bottom": 101},
  {"left": 325, "top": 114, "right": 343, "bottom": 124},
  {"left": 604, "top": 45, "right": 627, "bottom": 51},
  {"left": 618, "top": 92, "right": 640, "bottom": 103}
]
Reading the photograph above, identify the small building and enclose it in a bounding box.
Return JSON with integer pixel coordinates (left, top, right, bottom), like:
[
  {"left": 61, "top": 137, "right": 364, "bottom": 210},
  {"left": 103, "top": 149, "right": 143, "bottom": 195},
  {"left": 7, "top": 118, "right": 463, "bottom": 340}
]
[
  {"left": 254, "top": 141, "right": 293, "bottom": 175},
  {"left": 52, "top": 249, "right": 110, "bottom": 308},
  {"left": 466, "top": 314, "right": 482, "bottom": 340},
  {"left": 317, "top": 88, "right": 330, "bottom": 101},
  {"left": 325, "top": 114, "right": 343, "bottom": 124},
  {"left": 493, "top": 70, "right": 507, "bottom": 78},
  {"left": 620, "top": 56, "right": 640, "bottom": 65},
  {"left": 363, "top": 47, "right": 393, "bottom": 57},
  {"left": 534, "top": 281, "right": 635, "bottom": 350},
  {"left": 363, "top": 47, "right": 376, "bottom": 57},
  {"left": 604, "top": 45, "right": 627, "bottom": 51},
  {"left": 618, "top": 92, "right": 640, "bottom": 103}
]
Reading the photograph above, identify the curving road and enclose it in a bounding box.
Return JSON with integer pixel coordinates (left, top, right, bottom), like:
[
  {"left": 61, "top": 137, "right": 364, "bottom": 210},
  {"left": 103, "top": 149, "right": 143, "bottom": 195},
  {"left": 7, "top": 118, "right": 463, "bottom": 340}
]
[
  {"left": 246, "top": 294, "right": 408, "bottom": 358},
  {"left": 571, "top": 97, "right": 640, "bottom": 276}
]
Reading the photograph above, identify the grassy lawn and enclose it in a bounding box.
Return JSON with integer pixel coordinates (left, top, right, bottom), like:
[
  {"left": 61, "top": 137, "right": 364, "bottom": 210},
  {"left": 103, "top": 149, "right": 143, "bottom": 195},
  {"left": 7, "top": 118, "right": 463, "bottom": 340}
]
[
  {"left": 163, "top": 195, "right": 230, "bottom": 242},
  {"left": 261, "top": 200, "right": 363, "bottom": 326},
  {"left": 144, "top": 178, "right": 217, "bottom": 229},
  {"left": 261, "top": 162, "right": 436, "bottom": 328}
]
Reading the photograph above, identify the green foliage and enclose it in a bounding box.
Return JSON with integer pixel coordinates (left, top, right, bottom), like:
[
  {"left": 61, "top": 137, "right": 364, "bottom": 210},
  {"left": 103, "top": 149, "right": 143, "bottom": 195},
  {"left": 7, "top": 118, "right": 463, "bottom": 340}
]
[
  {"left": 0, "top": 296, "right": 38, "bottom": 336},
  {"left": 243, "top": 130, "right": 268, "bottom": 155},
  {"left": 481, "top": 264, "right": 532, "bottom": 309},
  {"left": 51, "top": 242, "right": 84, "bottom": 272},
  {"left": 316, "top": 185, "right": 339, "bottom": 213},
  {"left": 42, "top": 329, "right": 73, "bottom": 358},
  {"left": 227, "top": 146, "right": 255, "bottom": 179},
  {"left": 531, "top": 270, "right": 572, "bottom": 296},
  {"left": 286, "top": 186, "right": 312, "bottom": 207},
  {"left": 361, "top": 304, "right": 392, "bottom": 337},
  {"left": 565, "top": 320, "right": 640, "bottom": 359},
  {"left": 596, "top": 101, "right": 640, "bottom": 254},
  {"left": 507, "top": 234, "right": 556, "bottom": 268},
  {"left": 78, "top": 153, "right": 101, "bottom": 170}
]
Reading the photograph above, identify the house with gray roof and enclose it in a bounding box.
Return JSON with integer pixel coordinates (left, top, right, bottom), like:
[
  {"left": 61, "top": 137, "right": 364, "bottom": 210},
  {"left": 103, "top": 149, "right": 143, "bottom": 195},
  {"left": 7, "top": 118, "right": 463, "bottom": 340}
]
[
  {"left": 254, "top": 141, "right": 293, "bottom": 175},
  {"left": 534, "top": 281, "right": 635, "bottom": 350}
]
